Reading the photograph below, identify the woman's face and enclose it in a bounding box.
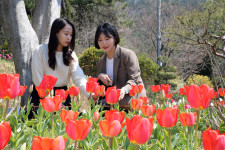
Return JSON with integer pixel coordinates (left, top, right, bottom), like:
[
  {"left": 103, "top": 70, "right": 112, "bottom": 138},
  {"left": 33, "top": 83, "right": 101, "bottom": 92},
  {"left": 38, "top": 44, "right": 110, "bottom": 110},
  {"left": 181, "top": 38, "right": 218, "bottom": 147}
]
[
  {"left": 97, "top": 32, "right": 115, "bottom": 53},
  {"left": 56, "top": 24, "right": 73, "bottom": 50}
]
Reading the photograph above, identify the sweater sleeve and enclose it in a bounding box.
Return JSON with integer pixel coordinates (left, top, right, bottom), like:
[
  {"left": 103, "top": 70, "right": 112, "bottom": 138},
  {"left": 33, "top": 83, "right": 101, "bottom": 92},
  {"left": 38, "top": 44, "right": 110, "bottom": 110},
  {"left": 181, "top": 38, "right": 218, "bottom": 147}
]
[
  {"left": 32, "top": 45, "right": 44, "bottom": 86},
  {"left": 70, "top": 52, "right": 89, "bottom": 99}
]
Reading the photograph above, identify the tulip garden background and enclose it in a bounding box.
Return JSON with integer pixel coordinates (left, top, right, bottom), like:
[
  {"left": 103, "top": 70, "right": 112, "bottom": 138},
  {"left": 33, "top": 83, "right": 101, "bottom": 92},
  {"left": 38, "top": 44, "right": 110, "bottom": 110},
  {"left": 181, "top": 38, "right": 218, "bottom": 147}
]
[
  {"left": 0, "top": 73, "right": 225, "bottom": 150},
  {"left": 0, "top": 0, "right": 225, "bottom": 150}
]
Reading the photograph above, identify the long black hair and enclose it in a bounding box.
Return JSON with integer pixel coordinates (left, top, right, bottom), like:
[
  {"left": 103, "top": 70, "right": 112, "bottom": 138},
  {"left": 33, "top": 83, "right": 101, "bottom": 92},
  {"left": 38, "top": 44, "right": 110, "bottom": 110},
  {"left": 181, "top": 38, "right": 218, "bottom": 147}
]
[
  {"left": 94, "top": 22, "right": 120, "bottom": 49},
  {"left": 48, "top": 18, "right": 75, "bottom": 70}
]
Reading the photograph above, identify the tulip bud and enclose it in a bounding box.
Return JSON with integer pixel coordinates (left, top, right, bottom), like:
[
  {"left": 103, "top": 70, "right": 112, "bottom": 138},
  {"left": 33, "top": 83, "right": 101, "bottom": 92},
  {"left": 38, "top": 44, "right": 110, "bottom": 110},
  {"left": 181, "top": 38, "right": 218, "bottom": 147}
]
[
  {"left": 29, "top": 84, "right": 33, "bottom": 93},
  {"left": 93, "top": 111, "right": 100, "bottom": 121}
]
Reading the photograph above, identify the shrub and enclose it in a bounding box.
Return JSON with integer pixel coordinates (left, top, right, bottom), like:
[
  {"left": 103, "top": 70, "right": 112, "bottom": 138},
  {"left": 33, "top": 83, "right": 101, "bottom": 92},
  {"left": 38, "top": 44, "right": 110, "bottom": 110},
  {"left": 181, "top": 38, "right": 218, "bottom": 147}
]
[
  {"left": 78, "top": 47, "right": 104, "bottom": 76},
  {"left": 186, "top": 74, "right": 213, "bottom": 88},
  {"left": 155, "top": 66, "right": 178, "bottom": 90},
  {"left": 138, "top": 54, "right": 159, "bottom": 86}
]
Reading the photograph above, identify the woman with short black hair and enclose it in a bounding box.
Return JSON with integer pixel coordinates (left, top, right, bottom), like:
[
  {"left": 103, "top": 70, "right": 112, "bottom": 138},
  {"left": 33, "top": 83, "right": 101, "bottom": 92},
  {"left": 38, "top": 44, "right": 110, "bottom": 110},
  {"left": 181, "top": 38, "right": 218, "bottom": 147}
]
[{"left": 95, "top": 22, "right": 146, "bottom": 109}]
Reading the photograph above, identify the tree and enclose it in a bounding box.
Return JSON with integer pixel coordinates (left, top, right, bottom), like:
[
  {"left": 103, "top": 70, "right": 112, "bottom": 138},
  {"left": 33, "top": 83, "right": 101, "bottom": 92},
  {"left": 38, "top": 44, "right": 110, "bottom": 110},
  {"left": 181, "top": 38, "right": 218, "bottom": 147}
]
[
  {"left": 0, "top": 0, "right": 61, "bottom": 106},
  {"left": 164, "top": 0, "right": 225, "bottom": 78},
  {"left": 68, "top": 0, "right": 122, "bottom": 53}
]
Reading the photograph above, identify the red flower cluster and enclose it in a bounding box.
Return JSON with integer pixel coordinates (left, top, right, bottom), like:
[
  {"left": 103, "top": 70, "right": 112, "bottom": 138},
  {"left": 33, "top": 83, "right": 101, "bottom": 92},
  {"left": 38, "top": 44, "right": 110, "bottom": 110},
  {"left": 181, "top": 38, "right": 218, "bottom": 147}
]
[
  {"left": 129, "top": 85, "right": 143, "bottom": 96},
  {"left": 35, "top": 75, "right": 57, "bottom": 98}
]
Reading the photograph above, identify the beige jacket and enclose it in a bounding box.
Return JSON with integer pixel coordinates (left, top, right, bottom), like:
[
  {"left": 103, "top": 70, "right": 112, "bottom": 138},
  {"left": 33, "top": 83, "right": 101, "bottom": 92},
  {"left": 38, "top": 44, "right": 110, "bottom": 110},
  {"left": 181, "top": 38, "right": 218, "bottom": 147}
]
[{"left": 96, "top": 45, "right": 146, "bottom": 106}]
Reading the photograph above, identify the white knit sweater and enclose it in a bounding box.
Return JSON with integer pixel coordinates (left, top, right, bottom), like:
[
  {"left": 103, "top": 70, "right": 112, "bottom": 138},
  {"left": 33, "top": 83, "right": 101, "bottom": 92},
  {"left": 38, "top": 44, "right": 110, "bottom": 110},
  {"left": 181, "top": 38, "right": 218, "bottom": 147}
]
[{"left": 31, "top": 44, "right": 89, "bottom": 98}]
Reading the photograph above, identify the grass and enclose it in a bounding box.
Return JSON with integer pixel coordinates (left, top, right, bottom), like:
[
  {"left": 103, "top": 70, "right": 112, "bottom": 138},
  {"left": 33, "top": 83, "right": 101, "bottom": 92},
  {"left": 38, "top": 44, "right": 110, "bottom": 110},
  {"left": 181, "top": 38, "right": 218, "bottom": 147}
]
[{"left": 0, "top": 59, "right": 15, "bottom": 74}]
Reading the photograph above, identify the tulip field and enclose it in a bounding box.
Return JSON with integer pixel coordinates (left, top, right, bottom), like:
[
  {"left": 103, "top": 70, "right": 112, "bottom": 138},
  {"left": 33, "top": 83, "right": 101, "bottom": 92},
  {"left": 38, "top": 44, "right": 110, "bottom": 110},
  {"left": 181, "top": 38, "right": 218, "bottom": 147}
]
[{"left": 0, "top": 74, "right": 225, "bottom": 150}]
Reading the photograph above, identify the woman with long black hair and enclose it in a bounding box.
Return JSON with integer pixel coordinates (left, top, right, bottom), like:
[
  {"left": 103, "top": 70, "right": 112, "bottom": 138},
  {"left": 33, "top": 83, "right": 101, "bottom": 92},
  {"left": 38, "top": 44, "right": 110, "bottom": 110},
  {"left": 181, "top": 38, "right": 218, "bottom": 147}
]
[{"left": 30, "top": 18, "right": 89, "bottom": 116}]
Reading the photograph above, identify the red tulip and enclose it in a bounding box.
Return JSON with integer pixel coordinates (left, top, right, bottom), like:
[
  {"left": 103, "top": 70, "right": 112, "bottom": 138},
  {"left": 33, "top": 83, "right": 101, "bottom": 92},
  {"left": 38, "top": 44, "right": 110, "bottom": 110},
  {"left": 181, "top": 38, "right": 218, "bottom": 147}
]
[
  {"left": 105, "top": 109, "right": 125, "bottom": 124},
  {"left": 220, "top": 101, "right": 225, "bottom": 107},
  {"left": 130, "top": 85, "right": 143, "bottom": 95},
  {"left": 126, "top": 115, "right": 153, "bottom": 145},
  {"left": 129, "top": 85, "right": 144, "bottom": 96},
  {"left": 105, "top": 86, "right": 121, "bottom": 104},
  {"left": 179, "top": 112, "right": 197, "bottom": 126},
  {"left": 60, "top": 109, "right": 79, "bottom": 123},
  {"left": 179, "top": 88, "right": 186, "bottom": 95},
  {"left": 35, "top": 75, "right": 57, "bottom": 98},
  {"left": 0, "top": 122, "right": 11, "bottom": 150},
  {"left": 0, "top": 74, "right": 20, "bottom": 100},
  {"left": 129, "top": 88, "right": 135, "bottom": 96},
  {"left": 160, "top": 84, "right": 171, "bottom": 95},
  {"left": 55, "top": 89, "right": 69, "bottom": 102},
  {"left": 150, "top": 85, "right": 160, "bottom": 93},
  {"left": 219, "top": 88, "right": 225, "bottom": 97},
  {"left": 131, "top": 99, "right": 143, "bottom": 111},
  {"left": 139, "top": 97, "right": 149, "bottom": 105},
  {"left": 184, "top": 84, "right": 214, "bottom": 110},
  {"left": 93, "top": 111, "right": 100, "bottom": 121},
  {"left": 156, "top": 107, "right": 179, "bottom": 128},
  {"left": 32, "top": 136, "right": 67, "bottom": 150},
  {"left": 202, "top": 127, "right": 225, "bottom": 150},
  {"left": 86, "top": 77, "right": 98, "bottom": 93},
  {"left": 66, "top": 119, "right": 91, "bottom": 141},
  {"left": 69, "top": 86, "right": 80, "bottom": 97},
  {"left": 94, "top": 85, "right": 105, "bottom": 97},
  {"left": 141, "top": 105, "right": 156, "bottom": 116},
  {"left": 40, "top": 95, "right": 62, "bottom": 112},
  {"left": 18, "top": 85, "right": 27, "bottom": 97},
  {"left": 212, "top": 92, "right": 218, "bottom": 99},
  {"left": 99, "top": 120, "right": 122, "bottom": 137},
  {"left": 166, "top": 93, "right": 173, "bottom": 99}
]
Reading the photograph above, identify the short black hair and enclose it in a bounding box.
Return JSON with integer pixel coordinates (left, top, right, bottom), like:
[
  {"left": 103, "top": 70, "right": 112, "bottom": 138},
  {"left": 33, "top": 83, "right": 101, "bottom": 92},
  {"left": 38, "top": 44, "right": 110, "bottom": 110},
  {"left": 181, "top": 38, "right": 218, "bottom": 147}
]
[{"left": 94, "top": 23, "right": 120, "bottom": 49}]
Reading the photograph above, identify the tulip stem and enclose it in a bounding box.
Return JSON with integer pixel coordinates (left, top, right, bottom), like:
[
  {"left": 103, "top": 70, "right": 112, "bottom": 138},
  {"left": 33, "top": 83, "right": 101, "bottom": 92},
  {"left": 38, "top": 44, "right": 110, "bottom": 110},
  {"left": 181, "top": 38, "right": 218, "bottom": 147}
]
[
  {"left": 52, "top": 112, "right": 54, "bottom": 138},
  {"left": 110, "top": 105, "right": 113, "bottom": 110},
  {"left": 137, "top": 145, "right": 140, "bottom": 150},
  {"left": 3, "top": 100, "right": 9, "bottom": 122},
  {"left": 74, "top": 140, "right": 77, "bottom": 150},
  {"left": 194, "top": 110, "right": 200, "bottom": 150},
  {"left": 109, "top": 137, "right": 112, "bottom": 149},
  {"left": 187, "top": 127, "right": 190, "bottom": 150},
  {"left": 168, "top": 128, "right": 171, "bottom": 150}
]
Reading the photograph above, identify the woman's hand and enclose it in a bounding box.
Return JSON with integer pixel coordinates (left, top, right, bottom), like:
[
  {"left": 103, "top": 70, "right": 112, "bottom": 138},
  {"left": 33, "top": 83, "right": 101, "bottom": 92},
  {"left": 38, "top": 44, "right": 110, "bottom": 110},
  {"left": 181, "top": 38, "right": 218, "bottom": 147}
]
[
  {"left": 119, "top": 88, "right": 126, "bottom": 100},
  {"left": 98, "top": 73, "right": 112, "bottom": 86}
]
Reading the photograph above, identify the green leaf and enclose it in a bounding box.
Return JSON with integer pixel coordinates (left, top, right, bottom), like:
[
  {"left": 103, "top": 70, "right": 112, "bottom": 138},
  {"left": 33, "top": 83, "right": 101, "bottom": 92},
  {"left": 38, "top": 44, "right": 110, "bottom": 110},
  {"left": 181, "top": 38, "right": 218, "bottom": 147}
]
[
  {"left": 148, "top": 144, "right": 159, "bottom": 150},
  {"left": 16, "top": 134, "right": 29, "bottom": 148},
  {"left": 112, "top": 137, "right": 118, "bottom": 150},
  {"left": 26, "top": 120, "right": 36, "bottom": 127},
  {"left": 172, "top": 133, "right": 180, "bottom": 149},
  {"left": 92, "top": 140, "right": 102, "bottom": 150},
  {"left": 101, "top": 138, "right": 108, "bottom": 150},
  {"left": 127, "top": 143, "right": 138, "bottom": 150},
  {"left": 125, "top": 136, "right": 130, "bottom": 150}
]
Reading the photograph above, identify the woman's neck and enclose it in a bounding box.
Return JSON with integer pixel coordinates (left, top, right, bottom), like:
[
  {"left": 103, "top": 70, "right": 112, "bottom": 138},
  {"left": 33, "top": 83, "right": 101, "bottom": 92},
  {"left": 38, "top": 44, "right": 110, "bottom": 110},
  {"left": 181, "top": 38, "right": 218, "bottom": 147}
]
[
  {"left": 106, "top": 46, "right": 115, "bottom": 59},
  {"left": 57, "top": 45, "right": 63, "bottom": 51}
]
